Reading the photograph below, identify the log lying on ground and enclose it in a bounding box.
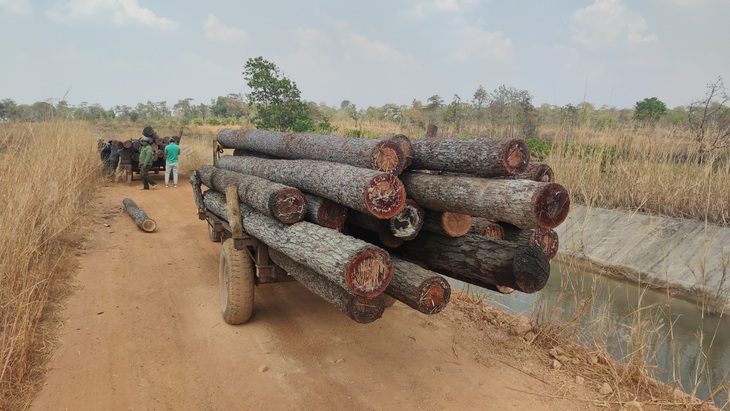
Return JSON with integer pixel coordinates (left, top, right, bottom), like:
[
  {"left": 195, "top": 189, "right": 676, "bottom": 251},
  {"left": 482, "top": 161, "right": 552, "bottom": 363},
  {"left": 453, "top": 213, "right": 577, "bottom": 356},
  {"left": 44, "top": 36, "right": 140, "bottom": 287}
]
[
  {"left": 268, "top": 249, "right": 385, "bottom": 324},
  {"left": 303, "top": 193, "right": 348, "bottom": 231},
  {"left": 217, "top": 155, "right": 406, "bottom": 219},
  {"left": 398, "top": 231, "right": 550, "bottom": 293},
  {"left": 388, "top": 199, "right": 424, "bottom": 240},
  {"left": 501, "top": 223, "right": 560, "bottom": 259},
  {"left": 199, "top": 165, "right": 307, "bottom": 224},
  {"left": 409, "top": 137, "right": 530, "bottom": 177},
  {"left": 204, "top": 190, "right": 392, "bottom": 298},
  {"left": 217, "top": 129, "right": 409, "bottom": 175},
  {"left": 422, "top": 210, "right": 473, "bottom": 237},
  {"left": 472, "top": 218, "right": 505, "bottom": 240},
  {"left": 400, "top": 171, "right": 570, "bottom": 229},
  {"left": 386, "top": 256, "right": 450, "bottom": 314},
  {"left": 123, "top": 198, "right": 156, "bottom": 232}
]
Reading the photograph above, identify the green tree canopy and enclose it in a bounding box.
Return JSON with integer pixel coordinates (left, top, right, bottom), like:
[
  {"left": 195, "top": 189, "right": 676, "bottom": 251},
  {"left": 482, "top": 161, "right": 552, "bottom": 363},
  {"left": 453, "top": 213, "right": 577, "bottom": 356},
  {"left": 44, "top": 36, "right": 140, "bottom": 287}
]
[
  {"left": 242, "top": 56, "right": 312, "bottom": 131},
  {"left": 633, "top": 97, "right": 668, "bottom": 122}
]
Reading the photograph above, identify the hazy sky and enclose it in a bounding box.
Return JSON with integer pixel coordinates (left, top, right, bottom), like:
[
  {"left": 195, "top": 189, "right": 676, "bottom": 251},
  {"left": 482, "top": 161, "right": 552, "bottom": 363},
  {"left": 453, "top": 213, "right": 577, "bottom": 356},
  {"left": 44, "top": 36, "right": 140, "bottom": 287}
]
[{"left": 1, "top": 0, "right": 728, "bottom": 111}]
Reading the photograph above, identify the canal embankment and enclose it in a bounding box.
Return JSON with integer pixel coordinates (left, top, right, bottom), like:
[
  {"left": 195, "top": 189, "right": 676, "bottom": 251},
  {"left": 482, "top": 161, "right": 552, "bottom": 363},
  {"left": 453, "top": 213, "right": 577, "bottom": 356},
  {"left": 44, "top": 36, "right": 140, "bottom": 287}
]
[{"left": 554, "top": 204, "right": 730, "bottom": 313}]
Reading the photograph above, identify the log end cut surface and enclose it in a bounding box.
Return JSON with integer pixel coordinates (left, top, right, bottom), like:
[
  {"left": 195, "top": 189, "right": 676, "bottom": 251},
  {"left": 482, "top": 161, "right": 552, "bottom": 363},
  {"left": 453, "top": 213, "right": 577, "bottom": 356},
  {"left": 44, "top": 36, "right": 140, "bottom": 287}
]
[
  {"left": 417, "top": 277, "right": 451, "bottom": 314},
  {"left": 142, "top": 219, "right": 157, "bottom": 232},
  {"left": 346, "top": 295, "right": 385, "bottom": 324},
  {"left": 269, "top": 188, "right": 307, "bottom": 224},
  {"left": 532, "top": 183, "right": 570, "bottom": 228},
  {"left": 317, "top": 200, "right": 348, "bottom": 231},
  {"left": 504, "top": 139, "right": 531, "bottom": 175},
  {"left": 441, "top": 212, "right": 473, "bottom": 237},
  {"left": 512, "top": 246, "right": 550, "bottom": 293},
  {"left": 389, "top": 200, "right": 424, "bottom": 240},
  {"left": 346, "top": 249, "right": 393, "bottom": 298},
  {"left": 364, "top": 174, "right": 406, "bottom": 219},
  {"left": 532, "top": 228, "right": 559, "bottom": 259},
  {"left": 373, "top": 140, "right": 406, "bottom": 175}
]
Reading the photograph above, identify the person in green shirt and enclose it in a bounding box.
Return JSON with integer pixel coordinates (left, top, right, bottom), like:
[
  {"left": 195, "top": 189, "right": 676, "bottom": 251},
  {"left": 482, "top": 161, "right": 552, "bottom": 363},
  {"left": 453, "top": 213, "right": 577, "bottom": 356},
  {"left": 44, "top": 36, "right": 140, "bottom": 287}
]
[
  {"left": 138, "top": 137, "right": 157, "bottom": 190},
  {"left": 164, "top": 137, "right": 181, "bottom": 188}
]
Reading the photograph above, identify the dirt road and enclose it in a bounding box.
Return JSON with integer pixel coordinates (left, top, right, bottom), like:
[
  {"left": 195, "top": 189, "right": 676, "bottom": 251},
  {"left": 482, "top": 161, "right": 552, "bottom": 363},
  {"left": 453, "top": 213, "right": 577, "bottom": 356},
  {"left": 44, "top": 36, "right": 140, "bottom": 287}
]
[{"left": 30, "top": 173, "right": 598, "bottom": 411}]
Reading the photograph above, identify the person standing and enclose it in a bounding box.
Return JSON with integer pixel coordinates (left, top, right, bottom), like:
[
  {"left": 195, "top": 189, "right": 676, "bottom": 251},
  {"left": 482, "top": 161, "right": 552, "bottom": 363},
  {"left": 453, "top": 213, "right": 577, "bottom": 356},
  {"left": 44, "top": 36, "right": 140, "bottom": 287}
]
[
  {"left": 115, "top": 141, "right": 133, "bottom": 184},
  {"left": 107, "top": 139, "right": 120, "bottom": 177},
  {"left": 138, "top": 137, "right": 157, "bottom": 190},
  {"left": 164, "top": 137, "right": 181, "bottom": 188},
  {"left": 100, "top": 138, "right": 113, "bottom": 174}
]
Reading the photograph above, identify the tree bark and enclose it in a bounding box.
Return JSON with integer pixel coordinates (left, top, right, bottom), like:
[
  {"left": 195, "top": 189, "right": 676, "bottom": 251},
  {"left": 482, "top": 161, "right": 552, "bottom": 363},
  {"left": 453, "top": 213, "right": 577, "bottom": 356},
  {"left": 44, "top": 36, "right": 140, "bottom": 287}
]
[
  {"left": 122, "top": 198, "right": 156, "bottom": 232},
  {"left": 436, "top": 267, "right": 516, "bottom": 295},
  {"left": 399, "top": 171, "right": 570, "bottom": 229},
  {"left": 388, "top": 199, "right": 424, "bottom": 240},
  {"left": 409, "top": 137, "right": 530, "bottom": 177},
  {"left": 199, "top": 165, "right": 307, "bottom": 224},
  {"left": 421, "top": 210, "right": 472, "bottom": 238},
  {"left": 268, "top": 249, "right": 384, "bottom": 324},
  {"left": 204, "top": 190, "right": 392, "bottom": 298},
  {"left": 472, "top": 218, "right": 505, "bottom": 240},
  {"left": 217, "top": 155, "right": 406, "bottom": 219},
  {"left": 225, "top": 187, "right": 243, "bottom": 238},
  {"left": 386, "top": 256, "right": 450, "bottom": 314},
  {"left": 303, "top": 193, "right": 348, "bottom": 231},
  {"left": 189, "top": 169, "right": 205, "bottom": 214},
  {"left": 501, "top": 224, "right": 559, "bottom": 260},
  {"left": 385, "top": 134, "right": 413, "bottom": 169},
  {"left": 398, "top": 231, "right": 550, "bottom": 293},
  {"left": 217, "top": 129, "right": 408, "bottom": 175}
]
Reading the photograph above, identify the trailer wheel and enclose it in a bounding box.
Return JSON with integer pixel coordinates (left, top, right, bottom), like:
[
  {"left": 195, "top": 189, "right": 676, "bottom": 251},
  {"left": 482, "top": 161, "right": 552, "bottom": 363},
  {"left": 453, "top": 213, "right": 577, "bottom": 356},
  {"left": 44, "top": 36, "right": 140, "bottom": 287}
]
[
  {"left": 208, "top": 223, "right": 221, "bottom": 242},
  {"left": 218, "top": 239, "right": 254, "bottom": 324}
]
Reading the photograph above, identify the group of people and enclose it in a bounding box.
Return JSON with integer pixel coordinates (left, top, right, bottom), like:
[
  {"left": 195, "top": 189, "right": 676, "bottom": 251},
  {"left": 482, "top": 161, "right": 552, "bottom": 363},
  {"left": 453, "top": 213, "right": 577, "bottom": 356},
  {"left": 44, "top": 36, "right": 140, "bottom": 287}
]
[{"left": 100, "top": 131, "right": 181, "bottom": 190}]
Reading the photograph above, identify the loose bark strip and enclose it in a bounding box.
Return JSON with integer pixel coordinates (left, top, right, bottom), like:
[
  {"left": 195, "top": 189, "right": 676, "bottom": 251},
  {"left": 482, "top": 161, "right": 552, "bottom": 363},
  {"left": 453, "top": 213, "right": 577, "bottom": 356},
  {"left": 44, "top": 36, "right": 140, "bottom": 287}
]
[
  {"left": 400, "top": 171, "right": 570, "bottom": 229},
  {"left": 122, "top": 198, "right": 156, "bottom": 232},
  {"left": 386, "top": 256, "right": 450, "bottom": 314},
  {"left": 225, "top": 187, "right": 243, "bottom": 238},
  {"left": 303, "top": 193, "right": 348, "bottom": 231},
  {"left": 198, "top": 165, "right": 307, "bottom": 224},
  {"left": 398, "top": 231, "right": 550, "bottom": 293},
  {"left": 472, "top": 218, "right": 505, "bottom": 240},
  {"left": 217, "top": 155, "right": 406, "bottom": 219},
  {"left": 189, "top": 169, "right": 205, "bottom": 213},
  {"left": 501, "top": 223, "right": 560, "bottom": 259},
  {"left": 388, "top": 199, "right": 424, "bottom": 240},
  {"left": 204, "top": 190, "right": 392, "bottom": 298},
  {"left": 268, "top": 249, "right": 385, "bottom": 324},
  {"left": 217, "top": 129, "right": 408, "bottom": 175},
  {"left": 421, "top": 209, "right": 472, "bottom": 238},
  {"left": 409, "top": 137, "right": 530, "bottom": 177}
]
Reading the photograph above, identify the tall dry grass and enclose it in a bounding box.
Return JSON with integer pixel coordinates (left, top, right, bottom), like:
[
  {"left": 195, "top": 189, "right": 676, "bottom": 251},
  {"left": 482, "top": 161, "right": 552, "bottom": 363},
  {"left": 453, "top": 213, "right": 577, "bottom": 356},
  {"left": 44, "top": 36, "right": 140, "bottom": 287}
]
[{"left": 0, "top": 120, "right": 103, "bottom": 409}]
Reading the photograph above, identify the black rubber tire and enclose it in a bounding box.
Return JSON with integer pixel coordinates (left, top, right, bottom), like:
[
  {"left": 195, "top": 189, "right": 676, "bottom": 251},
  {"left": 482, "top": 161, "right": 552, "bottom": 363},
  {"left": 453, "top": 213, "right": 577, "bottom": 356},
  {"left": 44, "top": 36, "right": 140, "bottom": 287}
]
[
  {"left": 219, "top": 239, "right": 254, "bottom": 324},
  {"left": 383, "top": 294, "right": 397, "bottom": 308},
  {"left": 208, "top": 223, "right": 221, "bottom": 242}
]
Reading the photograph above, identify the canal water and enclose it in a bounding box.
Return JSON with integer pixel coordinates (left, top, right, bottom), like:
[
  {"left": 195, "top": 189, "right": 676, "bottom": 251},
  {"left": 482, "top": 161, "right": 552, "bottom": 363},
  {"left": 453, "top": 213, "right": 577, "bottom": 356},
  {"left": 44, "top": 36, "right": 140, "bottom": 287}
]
[{"left": 450, "top": 261, "right": 730, "bottom": 409}]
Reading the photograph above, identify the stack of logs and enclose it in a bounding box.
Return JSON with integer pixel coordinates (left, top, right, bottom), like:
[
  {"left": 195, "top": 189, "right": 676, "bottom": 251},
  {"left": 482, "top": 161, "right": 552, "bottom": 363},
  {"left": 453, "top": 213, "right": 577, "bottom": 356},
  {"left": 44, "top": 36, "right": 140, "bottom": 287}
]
[{"left": 192, "top": 129, "right": 570, "bottom": 324}]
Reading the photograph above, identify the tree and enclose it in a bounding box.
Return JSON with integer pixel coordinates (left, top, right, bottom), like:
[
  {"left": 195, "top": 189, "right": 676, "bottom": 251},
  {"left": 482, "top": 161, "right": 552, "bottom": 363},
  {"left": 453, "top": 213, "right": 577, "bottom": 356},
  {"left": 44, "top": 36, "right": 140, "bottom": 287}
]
[
  {"left": 687, "top": 76, "right": 730, "bottom": 162},
  {"left": 242, "top": 56, "right": 312, "bottom": 132},
  {"left": 633, "top": 97, "right": 667, "bottom": 123},
  {"left": 472, "top": 85, "right": 488, "bottom": 135}
]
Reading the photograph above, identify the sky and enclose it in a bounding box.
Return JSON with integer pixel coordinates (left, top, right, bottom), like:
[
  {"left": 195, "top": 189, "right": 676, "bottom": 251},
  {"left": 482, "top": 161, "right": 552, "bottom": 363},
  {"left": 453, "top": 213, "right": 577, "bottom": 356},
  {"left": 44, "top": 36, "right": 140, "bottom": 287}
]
[{"left": 1, "top": 0, "right": 729, "bottom": 111}]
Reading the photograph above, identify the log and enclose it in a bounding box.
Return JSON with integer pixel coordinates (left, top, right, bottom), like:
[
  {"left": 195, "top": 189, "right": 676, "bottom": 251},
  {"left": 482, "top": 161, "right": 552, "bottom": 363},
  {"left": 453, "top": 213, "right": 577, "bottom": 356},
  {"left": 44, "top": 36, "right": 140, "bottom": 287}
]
[
  {"left": 268, "top": 249, "right": 384, "bottom": 324},
  {"left": 217, "top": 155, "right": 406, "bottom": 219},
  {"left": 122, "top": 198, "right": 156, "bottom": 232},
  {"left": 385, "top": 134, "right": 413, "bottom": 169},
  {"left": 501, "top": 224, "right": 560, "bottom": 259},
  {"left": 409, "top": 137, "right": 530, "bottom": 177},
  {"left": 189, "top": 169, "right": 205, "bottom": 213},
  {"left": 204, "top": 190, "right": 392, "bottom": 298},
  {"left": 398, "top": 231, "right": 550, "bottom": 293},
  {"left": 386, "top": 256, "right": 450, "bottom": 314},
  {"left": 438, "top": 267, "right": 516, "bottom": 295},
  {"left": 303, "top": 193, "right": 348, "bottom": 231},
  {"left": 472, "top": 218, "right": 505, "bottom": 240},
  {"left": 400, "top": 171, "right": 570, "bottom": 229},
  {"left": 422, "top": 210, "right": 472, "bottom": 238},
  {"left": 517, "top": 162, "right": 554, "bottom": 182},
  {"left": 346, "top": 212, "right": 404, "bottom": 247},
  {"left": 388, "top": 199, "right": 424, "bottom": 240},
  {"left": 217, "top": 129, "right": 409, "bottom": 175},
  {"left": 225, "top": 187, "right": 243, "bottom": 238},
  {"left": 344, "top": 224, "right": 404, "bottom": 249},
  {"left": 198, "top": 165, "right": 307, "bottom": 224}
]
